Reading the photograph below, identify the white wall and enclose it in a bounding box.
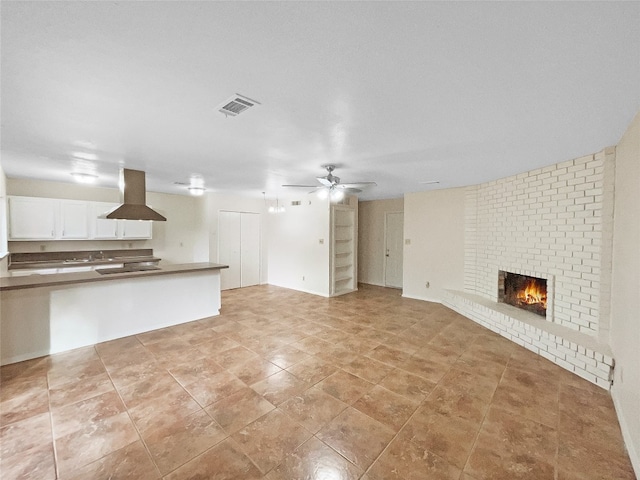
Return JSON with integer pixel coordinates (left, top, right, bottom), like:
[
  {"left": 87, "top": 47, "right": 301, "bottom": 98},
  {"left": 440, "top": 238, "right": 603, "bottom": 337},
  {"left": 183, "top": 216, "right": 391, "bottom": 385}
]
[
  {"left": 267, "top": 196, "right": 331, "bottom": 297},
  {"left": 403, "top": 188, "right": 466, "bottom": 302},
  {"left": 358, "top": 197, "right": 404, "bottom": 287},
  {"left": 6, "top": 178, "right": 209, "bottom": 265},
  {"left": 0, "top": 163, "right": 7, "bottom": 275},
  {"left": 610, "top": 111, "right": 640, "bottom": 476}
]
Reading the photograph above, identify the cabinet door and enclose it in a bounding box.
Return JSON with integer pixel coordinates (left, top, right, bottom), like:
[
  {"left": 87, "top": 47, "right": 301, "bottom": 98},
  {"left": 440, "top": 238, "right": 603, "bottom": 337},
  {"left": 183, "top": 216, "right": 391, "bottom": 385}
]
[
  {"left": 8, "top": 196, "right": 56, "bottom": 240},
  {"left": 93, "top": 202, "right": 120, "bottom": 239},
  {"left": 218, "top": 211, "right": 241, "bottom": 290},
  {"left": 240, "top": 213, "right": 260, "bottom": 287},
  {"left": 120, "top": 219, "right": 152, "bottom": 239},
  {"left": 60, "top": 200, "right": 89, "bottom": 239}
]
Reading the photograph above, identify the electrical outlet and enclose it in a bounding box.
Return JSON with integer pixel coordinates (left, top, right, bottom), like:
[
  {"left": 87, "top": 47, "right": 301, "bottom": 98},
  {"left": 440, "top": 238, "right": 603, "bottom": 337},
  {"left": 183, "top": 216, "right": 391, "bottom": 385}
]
[
  {"left": 405, "top": 239, "right": 411, "bottom": 245},
  {"left": 319, "top": 239, "right": 324, "bottom": 244},
  {"left": 302, "top": 276, "right": 305, "bottom": 281},
  {"left": 426, "top": 281, "right": 430, "bottom": 288}
]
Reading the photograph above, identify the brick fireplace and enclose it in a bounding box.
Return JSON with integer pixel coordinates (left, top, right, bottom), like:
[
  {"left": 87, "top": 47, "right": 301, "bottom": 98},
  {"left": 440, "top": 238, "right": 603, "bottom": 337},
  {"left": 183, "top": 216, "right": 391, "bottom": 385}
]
[
  {"left": 498, "top": 270, "right": 551, "bottom": 319},
  {"left": 444, "top": 147, "right": 616, "bottom": 389}
]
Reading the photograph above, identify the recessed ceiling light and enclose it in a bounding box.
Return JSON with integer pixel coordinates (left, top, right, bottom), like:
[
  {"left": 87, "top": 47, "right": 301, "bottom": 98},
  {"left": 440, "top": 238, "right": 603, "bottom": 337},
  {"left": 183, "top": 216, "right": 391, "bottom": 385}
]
[
  {"left": 71, "top": 151, "right": 98, "bottom": 161},
  {"left": 71, "top": 172, "right": 98, "bottom": 184},
  {"left": 188, "top": 186, "right": 206, "bottom": 196},
  {"left": 187, "top": 175, "right": 206, "bottom": 196}
]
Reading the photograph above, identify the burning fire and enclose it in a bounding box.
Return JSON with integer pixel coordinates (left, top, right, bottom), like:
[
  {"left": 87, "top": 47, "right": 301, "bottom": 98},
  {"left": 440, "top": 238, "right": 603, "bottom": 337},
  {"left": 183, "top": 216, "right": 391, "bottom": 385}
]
[{"left": 517, "top": 280, "right": 547, "bottom": 309}]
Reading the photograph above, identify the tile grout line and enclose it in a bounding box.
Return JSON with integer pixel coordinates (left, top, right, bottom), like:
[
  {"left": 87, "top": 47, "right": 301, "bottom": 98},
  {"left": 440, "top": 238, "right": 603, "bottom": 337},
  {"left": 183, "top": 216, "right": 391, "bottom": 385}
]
[
  {"left": 359, "top": 353, "right": 460, "bottom": 479},
  {"left": 94, "top": 339, "right": 164, "bottom": 480},
  {"left": 459, "top": 351, "right": 510, "bottom": 479},
  {"left": 45, "top": 358, "right": 60, "bottom": 480}
]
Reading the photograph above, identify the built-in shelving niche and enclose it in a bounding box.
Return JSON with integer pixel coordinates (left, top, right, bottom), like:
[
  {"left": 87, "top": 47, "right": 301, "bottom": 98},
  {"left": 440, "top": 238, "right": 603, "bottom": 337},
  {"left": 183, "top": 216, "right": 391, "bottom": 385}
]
[{"left": 330, "top": 204, "right": 357, "bottom": 296}]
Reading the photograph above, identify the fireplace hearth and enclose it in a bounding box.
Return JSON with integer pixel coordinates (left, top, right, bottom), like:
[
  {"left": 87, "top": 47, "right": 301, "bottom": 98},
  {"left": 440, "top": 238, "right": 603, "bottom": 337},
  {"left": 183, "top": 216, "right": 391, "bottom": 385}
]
[{"left": 498, "top": 271, "right": 547, "bottom": 317}]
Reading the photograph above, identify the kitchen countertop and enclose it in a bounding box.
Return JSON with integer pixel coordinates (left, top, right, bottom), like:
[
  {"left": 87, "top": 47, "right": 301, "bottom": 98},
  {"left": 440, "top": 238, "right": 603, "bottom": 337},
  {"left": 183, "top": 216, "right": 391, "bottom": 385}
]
[{"left": 0, "top": 262, "right": 228, "bottom": 291}]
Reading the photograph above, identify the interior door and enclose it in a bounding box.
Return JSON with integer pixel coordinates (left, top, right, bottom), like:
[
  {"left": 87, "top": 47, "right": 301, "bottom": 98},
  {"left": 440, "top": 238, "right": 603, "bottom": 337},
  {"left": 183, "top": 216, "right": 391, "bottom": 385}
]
[
  {"left": 240, "top": 213, "right": 260, "bottom": 287},
  {"left": 218, "top": 211, "right": 241, "bottom": 290},
  {"left": 384, "top": 212, "right": 404, "bottom": 288}
]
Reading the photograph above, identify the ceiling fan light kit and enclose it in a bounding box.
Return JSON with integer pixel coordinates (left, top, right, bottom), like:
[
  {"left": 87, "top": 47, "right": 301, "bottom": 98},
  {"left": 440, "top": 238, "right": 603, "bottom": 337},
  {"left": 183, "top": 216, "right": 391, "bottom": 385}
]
[{"left": 282, "top": 164, "right": 376, "bottom": 201}]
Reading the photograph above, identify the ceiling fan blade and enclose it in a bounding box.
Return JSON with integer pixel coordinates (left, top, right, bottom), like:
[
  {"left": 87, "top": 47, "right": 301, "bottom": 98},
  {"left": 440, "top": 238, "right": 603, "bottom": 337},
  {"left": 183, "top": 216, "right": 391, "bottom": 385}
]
[
  {"left": 316, "top": 177, "right": 333, "bottom": 187},
  {"left": 337, "top": 186, "right": 363, "bottom": 193},
  {"left": 282, "top": 184, "right": 318, "bottom": 188},
  {"left": 340, "top": 181, "right": 377, "bottom": 188}
]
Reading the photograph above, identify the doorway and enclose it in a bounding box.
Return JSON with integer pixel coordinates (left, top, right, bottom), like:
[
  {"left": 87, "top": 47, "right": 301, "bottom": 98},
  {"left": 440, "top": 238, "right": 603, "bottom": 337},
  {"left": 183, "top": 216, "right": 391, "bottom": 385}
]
[{"left": 384, "top": 212, "right": 404, "bottom": 289}]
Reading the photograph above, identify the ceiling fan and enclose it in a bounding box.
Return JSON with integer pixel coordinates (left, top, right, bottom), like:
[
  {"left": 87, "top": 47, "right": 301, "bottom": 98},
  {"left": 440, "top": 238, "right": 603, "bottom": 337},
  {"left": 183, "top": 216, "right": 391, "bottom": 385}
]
[{"left": 282, "top": 164, "right": 376, "bottom": 199}]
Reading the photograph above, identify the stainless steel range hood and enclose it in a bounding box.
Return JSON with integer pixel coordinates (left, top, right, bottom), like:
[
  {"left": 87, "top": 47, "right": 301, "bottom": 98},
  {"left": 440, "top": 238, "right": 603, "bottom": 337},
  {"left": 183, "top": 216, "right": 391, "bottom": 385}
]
[{"left": 104, "top": 169, "right": 166, "bottom": 221}]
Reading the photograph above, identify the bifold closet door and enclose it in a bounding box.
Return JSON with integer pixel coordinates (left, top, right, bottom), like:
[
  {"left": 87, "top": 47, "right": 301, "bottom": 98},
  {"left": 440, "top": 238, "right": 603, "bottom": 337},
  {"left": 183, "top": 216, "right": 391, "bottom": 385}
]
[
  {"left": 218, "top": 211, "right": 260, "bottom": 290},
  {"left": 240, "top": 213, "right": 260, "bottom": 287},
  {"left": 219, "top": 211, "right": 241, "bottom": 290}
]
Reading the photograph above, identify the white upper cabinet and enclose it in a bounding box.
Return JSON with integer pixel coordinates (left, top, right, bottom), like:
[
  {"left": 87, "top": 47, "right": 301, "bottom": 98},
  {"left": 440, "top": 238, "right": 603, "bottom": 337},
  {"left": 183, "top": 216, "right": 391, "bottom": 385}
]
[
  {"left": 8, "top": 196, "right": 57, "bottom": 239},
  {"left": 119, "top": 219, "right": 152, "bottom": 239},
  {"left": 60, "top": 200, "right": 90, "bottom": 239},
  {"left": 92, "top": 202, "right": 120, "bottom": 239},
  {"left": 7, "top": 196, "right": 153, "bottom": 241}
]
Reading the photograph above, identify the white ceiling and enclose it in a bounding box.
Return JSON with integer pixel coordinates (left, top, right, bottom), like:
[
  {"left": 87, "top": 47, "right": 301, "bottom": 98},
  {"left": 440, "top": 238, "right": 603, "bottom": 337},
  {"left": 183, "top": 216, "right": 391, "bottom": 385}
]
[{"left": 1, "top": 1, "right": 639, "bottom": 201}]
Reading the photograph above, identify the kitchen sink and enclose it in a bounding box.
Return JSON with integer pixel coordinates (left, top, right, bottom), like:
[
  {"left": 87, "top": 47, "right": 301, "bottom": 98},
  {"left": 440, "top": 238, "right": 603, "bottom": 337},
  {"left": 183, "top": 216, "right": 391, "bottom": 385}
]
[{"left": 96, "top": 266, "right": 161, "bottom": 275}]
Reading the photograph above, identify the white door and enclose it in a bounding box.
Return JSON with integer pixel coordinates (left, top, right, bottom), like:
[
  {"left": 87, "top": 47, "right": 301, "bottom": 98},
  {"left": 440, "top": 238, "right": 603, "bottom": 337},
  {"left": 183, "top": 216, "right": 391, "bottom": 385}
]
[
  {"left": 240, "top": 213, "right": 260, "bottom": 287},
  {"left": 219, "top": 211, "right": 261, "bottom": 290},
  {"left": 384, "top": 212, "right": 404, "bottom": 288},
  {"left": 219, "top": 211, "right": 242, "bottom": 290}
]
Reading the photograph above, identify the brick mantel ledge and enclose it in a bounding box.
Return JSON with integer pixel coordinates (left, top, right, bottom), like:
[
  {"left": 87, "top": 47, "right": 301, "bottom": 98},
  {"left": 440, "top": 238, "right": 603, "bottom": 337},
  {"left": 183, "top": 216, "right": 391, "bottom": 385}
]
[{"left": 443, "top": 290, "right": 614, "bottom": 390}]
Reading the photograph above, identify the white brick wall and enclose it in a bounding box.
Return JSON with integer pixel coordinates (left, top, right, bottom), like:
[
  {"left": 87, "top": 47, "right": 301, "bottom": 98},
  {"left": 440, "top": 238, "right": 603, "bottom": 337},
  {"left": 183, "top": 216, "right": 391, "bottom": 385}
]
[
  {"left": 443, "top": 290, "right": 614, "bottom": 390},
  {"left": 464, "top": 148, "right": 616, "bottom": 337}
]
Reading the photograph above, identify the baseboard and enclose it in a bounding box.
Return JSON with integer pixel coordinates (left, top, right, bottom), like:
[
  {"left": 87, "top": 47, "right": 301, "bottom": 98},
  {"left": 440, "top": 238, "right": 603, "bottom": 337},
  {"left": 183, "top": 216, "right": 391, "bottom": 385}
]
[
  {"left": 611, "top": 387, "right": 640, "bottom": 478},
  {"left": 401, "top": 292, "right": 441, "bottom": 303},
  {"left": 358, "top": 281, "right": 385, "bottom": 287},
  {"left": 266, "top": 281, "right": 330, "bottom": 298}
]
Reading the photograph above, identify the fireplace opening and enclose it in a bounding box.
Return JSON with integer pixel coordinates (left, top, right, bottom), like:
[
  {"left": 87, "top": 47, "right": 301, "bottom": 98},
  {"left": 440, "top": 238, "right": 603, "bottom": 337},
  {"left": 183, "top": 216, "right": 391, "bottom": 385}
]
[{"left": 499, "top": 271, "right": 547, "bottom": 317}]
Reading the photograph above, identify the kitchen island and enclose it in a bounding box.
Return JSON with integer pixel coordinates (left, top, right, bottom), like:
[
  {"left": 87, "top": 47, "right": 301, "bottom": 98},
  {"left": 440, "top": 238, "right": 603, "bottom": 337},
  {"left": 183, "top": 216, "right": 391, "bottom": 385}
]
[{"left": 0, "top": 262, "right": 228, "bottom": 365}]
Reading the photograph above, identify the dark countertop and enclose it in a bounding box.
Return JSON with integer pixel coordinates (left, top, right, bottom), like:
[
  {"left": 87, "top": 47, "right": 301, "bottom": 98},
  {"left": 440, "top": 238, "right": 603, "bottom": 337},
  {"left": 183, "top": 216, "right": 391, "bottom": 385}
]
[{"left": 0, "top": 263, "right": 228, "bottom": 291}]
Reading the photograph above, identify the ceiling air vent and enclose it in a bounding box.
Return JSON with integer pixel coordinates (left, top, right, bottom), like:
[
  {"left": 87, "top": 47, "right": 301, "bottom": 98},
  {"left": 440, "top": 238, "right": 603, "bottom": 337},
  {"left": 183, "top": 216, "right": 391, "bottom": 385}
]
[{"left": 217, "top": 94, "right": 260, "bottom": 117}]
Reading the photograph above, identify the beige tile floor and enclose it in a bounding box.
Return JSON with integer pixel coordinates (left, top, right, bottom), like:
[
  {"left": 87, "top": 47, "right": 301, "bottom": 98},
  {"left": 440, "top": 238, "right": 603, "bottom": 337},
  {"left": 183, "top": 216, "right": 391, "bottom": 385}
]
[{"left": 0, "top": 284, "right": 636, "bottom": 479}]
